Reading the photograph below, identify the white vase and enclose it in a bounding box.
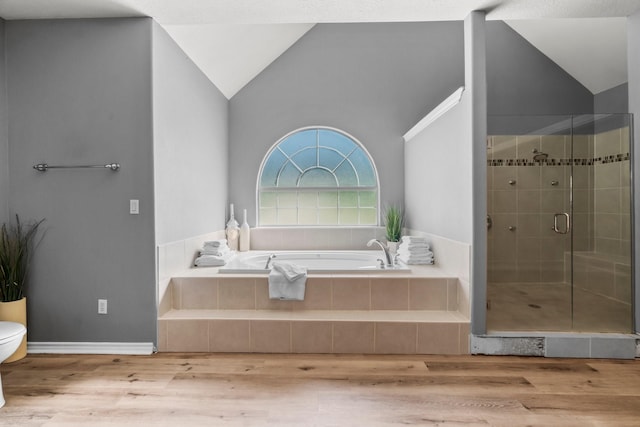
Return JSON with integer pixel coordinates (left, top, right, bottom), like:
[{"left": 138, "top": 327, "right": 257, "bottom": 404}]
[
  {"left": 239, "top": 209, "right": 250, "bottom": 252},
  {"left": 386, "top": 241, "right": 398, "bottom": 256},
  {"left": 226, "top": 204, "right": 239, "bottom": 251}
]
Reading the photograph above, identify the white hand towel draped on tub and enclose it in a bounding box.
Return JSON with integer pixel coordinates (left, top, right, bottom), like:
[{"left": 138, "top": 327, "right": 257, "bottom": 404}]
[{"left": 268, "top": 261, "right": 307, "bottom": 300}]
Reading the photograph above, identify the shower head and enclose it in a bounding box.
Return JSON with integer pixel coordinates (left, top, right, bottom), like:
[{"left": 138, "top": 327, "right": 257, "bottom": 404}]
[{"left": 532, "top": 148, "right": 548, "bottom": 161}]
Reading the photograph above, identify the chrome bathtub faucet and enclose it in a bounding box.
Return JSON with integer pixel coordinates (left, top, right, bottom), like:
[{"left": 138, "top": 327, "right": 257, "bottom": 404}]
[
  {"left": 264, "top": 254, "right": 277, "bottom": 269},
  {"left": 367, "top": 239, "right": 393, "bottom": 268}
]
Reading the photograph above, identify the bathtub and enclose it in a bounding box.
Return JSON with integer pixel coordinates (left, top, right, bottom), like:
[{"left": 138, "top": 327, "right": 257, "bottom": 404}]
[{"left": 218, "top": 250, "right": 410, "bottom": 274}]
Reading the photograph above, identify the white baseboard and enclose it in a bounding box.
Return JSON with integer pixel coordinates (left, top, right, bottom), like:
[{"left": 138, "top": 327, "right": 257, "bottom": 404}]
[{"left": 28, "top": 342, "right": 155, "bottom": 355}]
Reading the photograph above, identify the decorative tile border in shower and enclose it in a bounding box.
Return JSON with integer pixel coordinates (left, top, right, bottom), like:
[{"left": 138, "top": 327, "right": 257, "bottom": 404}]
[{"left": 488, "top": 153, "right": 630, "bottom": 167}]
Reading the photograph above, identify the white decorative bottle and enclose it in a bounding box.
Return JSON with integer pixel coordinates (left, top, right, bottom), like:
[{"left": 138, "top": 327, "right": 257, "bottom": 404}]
[
  {"left": 239, "top": 209, "right": 250, "bottom": 252},
  {"left": 225, "top": 203, "right": 239, "bottom": 251}
]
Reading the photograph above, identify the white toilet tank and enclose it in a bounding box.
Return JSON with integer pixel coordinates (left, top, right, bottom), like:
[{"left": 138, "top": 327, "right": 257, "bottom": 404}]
[{"left": 0, "top": 321, "right": 26, "bottom": 346}]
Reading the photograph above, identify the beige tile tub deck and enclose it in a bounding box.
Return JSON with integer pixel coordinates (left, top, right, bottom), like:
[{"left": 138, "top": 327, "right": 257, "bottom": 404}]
[{"left": 159, "top": 261, "right": 469, "bottom": 355}]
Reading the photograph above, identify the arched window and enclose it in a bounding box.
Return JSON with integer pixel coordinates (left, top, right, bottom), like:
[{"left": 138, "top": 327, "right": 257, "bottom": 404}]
[{"left": 258, "top": 127, "right": 379, "bottom": 226}]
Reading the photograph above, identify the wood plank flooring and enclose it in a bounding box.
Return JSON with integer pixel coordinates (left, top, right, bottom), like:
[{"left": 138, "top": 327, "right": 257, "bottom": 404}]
[{"left": 1, "top": 353, "right": 639, "bottom": 426}]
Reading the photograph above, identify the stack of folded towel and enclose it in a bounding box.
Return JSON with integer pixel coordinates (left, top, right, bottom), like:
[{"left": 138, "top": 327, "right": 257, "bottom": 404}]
[
  {"left": 397, "top": 236, "right": 434, "bottom": 265},
  {"left": 268, "top": 261, "right": 307, "bottom": 301},
  {"left": 194, "top": 239, "right": 235, "bottom": 267}
]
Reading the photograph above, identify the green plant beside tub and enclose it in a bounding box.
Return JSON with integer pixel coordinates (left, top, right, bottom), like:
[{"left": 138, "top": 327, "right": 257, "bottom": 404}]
[
  {"left": 0, "top": 215, "right": 45, "bottom": 302},
  {"left": 384, "top": 205, "right": 404, "bottom": 243}
]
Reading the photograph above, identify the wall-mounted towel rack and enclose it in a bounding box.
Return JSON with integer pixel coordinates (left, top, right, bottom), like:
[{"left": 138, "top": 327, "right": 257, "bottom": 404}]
[{"left": 33, "top": 163, "right": 120, "bottom": 172}]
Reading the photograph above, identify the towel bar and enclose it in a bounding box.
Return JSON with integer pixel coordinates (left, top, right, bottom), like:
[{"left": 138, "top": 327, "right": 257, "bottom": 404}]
[{"left": 33, "top": 163, "right": 120, "bottom": 172}]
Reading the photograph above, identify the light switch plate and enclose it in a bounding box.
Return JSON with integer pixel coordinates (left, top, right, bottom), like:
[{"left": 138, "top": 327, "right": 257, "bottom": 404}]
[{"left": 130, "top": 199, "right": 139, "bottom": 215}]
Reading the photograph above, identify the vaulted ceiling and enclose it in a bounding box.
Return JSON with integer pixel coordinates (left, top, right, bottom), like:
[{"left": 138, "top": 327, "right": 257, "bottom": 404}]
[{"left": 0, "top": 0, "right": 638, "bottom": 98}]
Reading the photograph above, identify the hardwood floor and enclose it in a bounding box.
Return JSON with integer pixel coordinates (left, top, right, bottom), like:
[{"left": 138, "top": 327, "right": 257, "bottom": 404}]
[{"left": 1, "top": 353, "right": 640, "bottom": 426}]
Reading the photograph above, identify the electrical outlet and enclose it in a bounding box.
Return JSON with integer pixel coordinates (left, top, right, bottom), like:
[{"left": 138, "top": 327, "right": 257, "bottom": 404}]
[{"left": 98, "top": 299, "right": 108, "bottom": 315}]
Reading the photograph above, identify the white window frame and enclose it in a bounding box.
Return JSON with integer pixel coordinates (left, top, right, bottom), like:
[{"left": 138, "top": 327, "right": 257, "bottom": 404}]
[{"left": 256, "top": 126, "right": 380, "bottom": 227}]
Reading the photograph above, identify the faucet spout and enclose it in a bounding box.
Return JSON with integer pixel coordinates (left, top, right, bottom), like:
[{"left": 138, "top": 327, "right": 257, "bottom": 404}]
[
  {"left": 264, "top": 254, "right": 277, "bottom": 269},
  {"left": 367, "top": 239, "right": 393, "bottom": 268}
]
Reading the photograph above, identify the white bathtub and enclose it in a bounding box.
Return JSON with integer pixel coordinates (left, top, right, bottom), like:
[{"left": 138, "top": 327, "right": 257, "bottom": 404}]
[{"left": 218, "top": 250, "right": 410, "bottom": 274}]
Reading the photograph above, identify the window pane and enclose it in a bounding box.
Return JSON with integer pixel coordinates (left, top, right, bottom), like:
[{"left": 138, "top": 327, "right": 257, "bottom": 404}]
[
  {"left": 298, "top": 191, "right": 317, "bottom": 208},
  {"left": 298, "top": 208, "right": 317, "bottom": 225},
  {"left": 261, "top": 150, "right": 287, "bottom": 187},
  {"left": 277, "top": 162, "right": 300, "bottom": 187},
  {"left": 335, "top": 161, "right": 358, "bottom": 186},
  {"left": 278, "top": 192, "right": 297, "bottom": 208},
  {"left": 260, "top": 208, "right": 277, "bottom": 225},
  {"left": 339, "top": 208, "right": 359, "bottom": 225},
  {"left": 260, "top": 191, "right": 277, "bottom": 208},
  {"left": 349, "top": 149, "right": 376, "bottom": 186},
  {"left": 278, "top": 129, "right": 315, "bottom": 156},
  {"left": 291, "top": 147, "right": 316, "bottom": 170},
  {"left": 359, "top": 208, "right": 377, "bottom": 225},
  {"left": 339, "top": 191, "right": 358, "bottom": 207},
  {"left": 299, "top": 168, "right": 337, "bottom": 187},
  {"left": 359, "top": 190, "right": 376, "bottom": 207},
  {"left": 319, "top": 129, "right": 356, "bottom": 153},
  {"left": 318, "top": 208, "right": 338, "bottom": 225},
  {"left": 277, "top": 209, "right": 297, "bottom": 225},
  {"left": 319, "top": 147, "right": 344, "bottom": 170},
  {"left": 318, "top": 191, "right": 338, "bottom": 207}
]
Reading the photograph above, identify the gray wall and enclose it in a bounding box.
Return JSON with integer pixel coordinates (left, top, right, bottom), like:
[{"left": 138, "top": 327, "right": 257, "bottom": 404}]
[
  {"left": 594, "top": 83, "right": 629, "bottom": 113},
  {"left": 487, "top": 22, "right": 594, "bottom": 117},
  {"left": 0, "top": 19, "right": 8, "bottom": 223},
  {"left": 629, "top": 12, "right": 640, "bottom": 334},
  {"left": 6, "top": 18, "right": 156, "bottom": 343},
  {"left": 468, "top": 12, "right": 488, "bottom": 336},
  {"left": 229, "top": 22, "right": 465, "bottom": 226},
  {"left": 152, "top": 22, "right": 229, "bottom": 244}
]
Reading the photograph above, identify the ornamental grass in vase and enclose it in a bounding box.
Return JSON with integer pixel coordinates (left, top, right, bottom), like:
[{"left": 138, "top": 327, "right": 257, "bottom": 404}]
[
  {"left": 384, "top": 205, "right": 404, "bottom": 255},
  {"left": 0, "top": 214, "right": 44, "bottom": 362}
]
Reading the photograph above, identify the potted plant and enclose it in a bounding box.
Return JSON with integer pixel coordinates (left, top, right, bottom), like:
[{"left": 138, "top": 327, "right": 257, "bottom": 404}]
[
  {"left": 383, "top": 205, "right": 404, "bottom": 253},
  {"left": 0, "top": 214, "right": 44, "bottom": 362}
]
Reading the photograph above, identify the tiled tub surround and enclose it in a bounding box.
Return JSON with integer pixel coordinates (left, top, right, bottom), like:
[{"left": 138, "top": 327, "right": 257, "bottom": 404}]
[
  {"left": 158, "top": 265, "right": 469, "bottom": 355},
  {"left": 157, "top": 230, "right": 227, "bottom": 305},
  {"left": 157, "top": 227, "right": 471, "bottom": 354}
]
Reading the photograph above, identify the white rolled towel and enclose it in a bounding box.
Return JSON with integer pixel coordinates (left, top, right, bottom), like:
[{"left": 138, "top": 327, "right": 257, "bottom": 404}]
[
  {"left": 401, "top": 236, "right": 427, "bottom": 243},
  {"left": 397, "top": 248, "right": 432, "bottom": 257},
  {"left": 203, "top": 239, "right": 227, "bottom": 248},
  {"left": 200, "top": 246, "right": 231, "bottom": 257},
  {"left": 194, "top": 251, "right": 235, "bottom": 267},
  {"left": 399, "top": 242, "right": 430, "bottom": 251},
  {"left": 398, "top": 251, "right": 434, "bottom": 264}
]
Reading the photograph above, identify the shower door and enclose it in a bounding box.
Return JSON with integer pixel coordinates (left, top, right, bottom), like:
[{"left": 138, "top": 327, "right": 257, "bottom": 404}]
[{"left": 487, "top": 114, "right": 633, "bottom": 333}]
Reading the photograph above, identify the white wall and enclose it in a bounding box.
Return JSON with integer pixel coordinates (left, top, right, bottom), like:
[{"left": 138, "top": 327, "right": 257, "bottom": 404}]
[
  {"left": 404, "top": 94, "right": 472, "bottom": 243},
  {"left": 405, "top": 12, "right": 486, "bottom": 334},
  {"left": 152, "top": 22, "right": 229, "bottom": 245}
]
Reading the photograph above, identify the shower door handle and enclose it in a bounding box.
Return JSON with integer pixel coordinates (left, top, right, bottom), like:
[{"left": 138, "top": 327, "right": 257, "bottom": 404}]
[{"left": 553, "top": 213, "right": 570, "bottom": 234}]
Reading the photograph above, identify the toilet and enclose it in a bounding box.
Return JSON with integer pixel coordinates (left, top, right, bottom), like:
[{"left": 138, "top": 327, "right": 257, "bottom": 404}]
[{"left": 0, "top": 321, "right": 27, "bottom": 408}]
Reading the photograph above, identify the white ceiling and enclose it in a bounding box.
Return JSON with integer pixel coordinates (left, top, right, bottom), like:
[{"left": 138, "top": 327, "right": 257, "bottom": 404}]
[
  {"left": 1, "top": 0, "right": 639, "bottom": 98},
  {"left": 505, "top": 18, "right": 629, "bottom": 94},
  {"left": 162, "top": 24, "right": 314, "bottom": 98}
]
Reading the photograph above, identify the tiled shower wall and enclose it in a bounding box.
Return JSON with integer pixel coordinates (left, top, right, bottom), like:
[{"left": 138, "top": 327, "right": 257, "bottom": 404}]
[
  {"left": 488, "top": 134, "right": 577, "bottom": 283},
  {"left": 593, "top": 127, "right": 631, "bottom": 258},
  {"left": 487, "top": 126, "right": 631, "bottom": 286}
]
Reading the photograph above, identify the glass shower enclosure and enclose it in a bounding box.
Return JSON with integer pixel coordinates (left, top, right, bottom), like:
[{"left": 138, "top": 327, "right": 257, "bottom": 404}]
[{"left": 486, "top": 114, "right": 633, "bottom": 332}]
